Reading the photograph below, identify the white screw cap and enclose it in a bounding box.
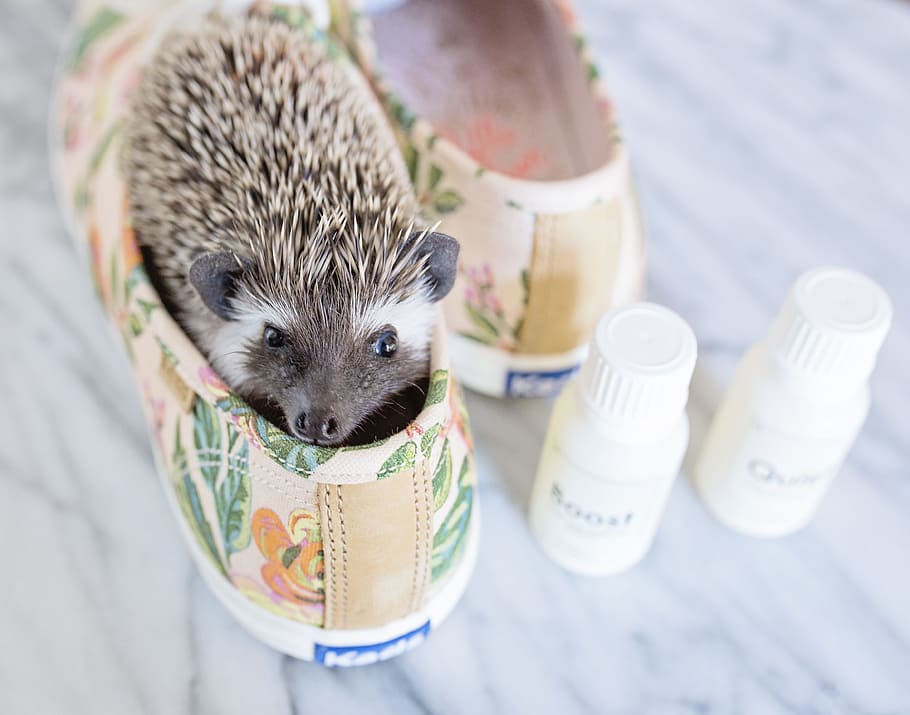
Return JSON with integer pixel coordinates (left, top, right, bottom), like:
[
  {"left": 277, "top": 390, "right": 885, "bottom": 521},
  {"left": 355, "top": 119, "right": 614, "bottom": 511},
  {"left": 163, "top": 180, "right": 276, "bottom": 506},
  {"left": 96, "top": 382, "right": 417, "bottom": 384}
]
[
  {"left": 580, "top": 303, "right": 698, "bottom": 422},
  {"left": 767, "top": 267, "right": 892, "bottom": 384}
]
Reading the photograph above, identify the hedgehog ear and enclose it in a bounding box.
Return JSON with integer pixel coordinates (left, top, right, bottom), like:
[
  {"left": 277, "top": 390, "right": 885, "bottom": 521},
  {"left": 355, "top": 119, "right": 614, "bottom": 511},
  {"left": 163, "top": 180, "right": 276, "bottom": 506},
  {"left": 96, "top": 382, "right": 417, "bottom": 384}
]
[
  {"left": 189, "top": 252, "right": 245, "bottom": 320},
  {"left": 413, "top": 231, "right": 459, "bottom": 302}
]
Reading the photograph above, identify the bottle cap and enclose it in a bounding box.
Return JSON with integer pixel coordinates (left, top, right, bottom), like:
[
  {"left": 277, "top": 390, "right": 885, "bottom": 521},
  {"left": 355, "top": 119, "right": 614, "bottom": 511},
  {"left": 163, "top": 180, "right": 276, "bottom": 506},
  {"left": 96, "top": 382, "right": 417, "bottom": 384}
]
[
  {"left": 580, "top": 303, "right": 697, "bottom": 422},
  {"left": 767, "top": 267, "right": 892, "bottom": 384}
]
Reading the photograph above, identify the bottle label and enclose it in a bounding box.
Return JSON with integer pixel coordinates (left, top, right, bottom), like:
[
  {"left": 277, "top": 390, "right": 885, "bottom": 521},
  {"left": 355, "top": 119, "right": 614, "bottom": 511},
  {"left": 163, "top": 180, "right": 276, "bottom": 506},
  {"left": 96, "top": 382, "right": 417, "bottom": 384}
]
[
  {"left": 531, "top": 444, "right": 676, "bottom": 573},
  {"left": 701, "top": 417, "right": 852, "bottom": 534},
  {"left": 548, "top": 482, "right": 637, "bottom": 535},
  {"left": 746, "top": 456, "right": 832, "bottom": 492}
]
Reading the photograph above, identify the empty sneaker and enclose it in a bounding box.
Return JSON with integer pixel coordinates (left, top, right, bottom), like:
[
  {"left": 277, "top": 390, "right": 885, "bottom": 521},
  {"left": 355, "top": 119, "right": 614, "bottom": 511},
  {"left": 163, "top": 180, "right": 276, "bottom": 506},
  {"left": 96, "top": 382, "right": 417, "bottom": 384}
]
[{"left": 330, "top": 0, "right": 648, "bottom": 397}]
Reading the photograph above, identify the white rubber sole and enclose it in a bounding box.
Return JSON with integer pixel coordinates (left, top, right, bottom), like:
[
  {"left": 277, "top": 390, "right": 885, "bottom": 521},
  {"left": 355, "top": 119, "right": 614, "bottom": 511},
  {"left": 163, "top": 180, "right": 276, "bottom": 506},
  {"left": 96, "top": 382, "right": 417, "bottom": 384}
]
[
  {"left": 448, "top": 332, "right": 587, "bottom": 398},
  {"left": 156, "top": 447, "right": 480, "bottom": 665}
]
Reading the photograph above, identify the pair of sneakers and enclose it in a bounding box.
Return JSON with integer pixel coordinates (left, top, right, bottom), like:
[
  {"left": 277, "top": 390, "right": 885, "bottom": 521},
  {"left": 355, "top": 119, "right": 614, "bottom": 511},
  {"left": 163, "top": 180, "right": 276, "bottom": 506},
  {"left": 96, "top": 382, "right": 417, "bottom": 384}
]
[
  {"left": 51, "top": 0, "right": 645, "bottom": 663},
  {"left": 323, "top": 0, "right": 647, "bottom": 398}
]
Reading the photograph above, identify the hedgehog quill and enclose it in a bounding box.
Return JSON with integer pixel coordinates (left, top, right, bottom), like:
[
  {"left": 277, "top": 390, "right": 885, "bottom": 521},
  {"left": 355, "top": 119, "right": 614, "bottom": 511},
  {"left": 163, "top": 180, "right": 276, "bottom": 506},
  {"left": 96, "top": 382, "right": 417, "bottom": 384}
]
[{"left": 127, "top": 17, "right": 458, "bottom": 446}]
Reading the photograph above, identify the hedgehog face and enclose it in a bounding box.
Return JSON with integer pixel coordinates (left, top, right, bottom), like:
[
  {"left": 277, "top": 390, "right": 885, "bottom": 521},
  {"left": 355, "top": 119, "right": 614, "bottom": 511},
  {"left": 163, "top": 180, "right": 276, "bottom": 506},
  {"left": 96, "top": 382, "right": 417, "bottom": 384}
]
[
  {"left": 224, "top": 293, "right": 438, "bottom": 446},
  {"left": 188, "top": 233, "right": 458, "bottom": 446}
]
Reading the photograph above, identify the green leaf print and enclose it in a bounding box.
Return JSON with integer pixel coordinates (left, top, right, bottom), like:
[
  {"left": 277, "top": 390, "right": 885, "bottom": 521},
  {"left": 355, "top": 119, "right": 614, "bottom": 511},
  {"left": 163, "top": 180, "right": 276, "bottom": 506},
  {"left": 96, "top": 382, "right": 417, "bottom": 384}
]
[
  {"left": 433, "top": 190, "right": 464, "bottom": 214},
  {"left": 432, "top": 439, "right": 452, "bottom": 512},
  {"left": 429, "top": 164, "right": 443, "bottom": 191},
  {"left": 227, "top": 422, "right": 240, "bottom": 454},
  {"left": 254, "top": 416, "right": 336, "bottom": 476},
  {"left": 269, "top": 4, "right": 314, "bottom": 29},
  {"left": 68, "top": 7, "right": 123, "bottom": 70},
  {"left": 340, "top": 437, "right": 391, "bottom": 453},
  {"left": 420, "top": 424, "right": 441, "bottom": 458},
  {"left": 425, "top": 369, "right": 449, "bottom": 406},
  {"left": 387, "top": 94, "right": 416, "bottom": 132},
  {"left": 377, "top": 441, "right": 418, "bottom": 480},
  {"left": 173, "top": 425, "right": 227, "bottom": 578},
  {"left": 282, "top": 544, "right": 302, "bottom": 569},
  {"left": 431, "top": 455, "right": 474, "bottom": 582},
  {"left": 217, "top": 428, "right": 251, "bottom": 557},
  {"left": 156, "top": 337, "right": 178, "bottom": 367},
  {"left": 73, "top": 181, "right": 89, "bottom": 213},
  {"left": 520, "top": 268, "right": 531, "bottom": 296},
  {"left": 193, "top": 399, "right": 222, "bottom": 488},
  {"left": 87, "top": 122, "right": 122, "bottom": 177},
  {"left": 465, "top": 304, "right": 500, "bottom": 340},
  {"left": 127, "top": 313, "right": 142, "bottom": 337},
  {"left": 404, "top": 143, "right": 418, "bottom": 184},
  {"left": 137, "top": 298, "right": 159, "bottom": 322},
  {"left": 75, "top": 122, "right": 122, "bottom": 215},
  {"left": 209, "top": 391, "right": 340, "bottom": 477}
]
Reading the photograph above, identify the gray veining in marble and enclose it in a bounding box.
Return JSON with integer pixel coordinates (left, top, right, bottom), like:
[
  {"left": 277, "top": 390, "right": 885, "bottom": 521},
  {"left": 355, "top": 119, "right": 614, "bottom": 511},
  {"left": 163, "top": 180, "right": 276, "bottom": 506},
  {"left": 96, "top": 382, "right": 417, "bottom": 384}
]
[{"left": 1, "top": 0, "right": 909, "bottom": 713}]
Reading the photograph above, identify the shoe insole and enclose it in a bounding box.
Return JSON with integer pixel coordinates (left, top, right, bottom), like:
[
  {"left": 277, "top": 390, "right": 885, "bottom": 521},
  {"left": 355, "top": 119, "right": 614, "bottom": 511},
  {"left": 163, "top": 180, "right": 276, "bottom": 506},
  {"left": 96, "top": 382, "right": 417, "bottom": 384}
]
[{"left": 371, "top": 0, "right": 614, "bottom": 181}]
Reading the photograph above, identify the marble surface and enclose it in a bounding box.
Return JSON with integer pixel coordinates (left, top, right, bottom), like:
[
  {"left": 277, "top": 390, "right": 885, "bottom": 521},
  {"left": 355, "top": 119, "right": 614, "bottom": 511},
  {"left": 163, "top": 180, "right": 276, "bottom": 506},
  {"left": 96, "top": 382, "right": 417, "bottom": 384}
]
[{"left": 2, "top": 0, "right": 909, "bottom": 712}]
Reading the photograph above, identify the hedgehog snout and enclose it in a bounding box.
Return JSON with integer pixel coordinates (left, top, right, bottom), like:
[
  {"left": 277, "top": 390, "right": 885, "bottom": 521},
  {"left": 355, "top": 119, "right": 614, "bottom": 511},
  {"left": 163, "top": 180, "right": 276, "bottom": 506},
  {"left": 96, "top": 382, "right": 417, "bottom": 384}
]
[{"left": 291, "top": 409, "right": 341, "bottom": 445}]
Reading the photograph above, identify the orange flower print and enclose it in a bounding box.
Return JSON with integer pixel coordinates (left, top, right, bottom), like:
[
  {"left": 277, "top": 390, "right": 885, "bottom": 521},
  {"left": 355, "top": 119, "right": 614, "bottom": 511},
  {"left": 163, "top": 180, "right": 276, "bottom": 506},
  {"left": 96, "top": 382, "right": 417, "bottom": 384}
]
[
  {"left": 252, "top": 508, "right": 324, "bottom": 607},
  {"left": 88, "top": 223, "right": 108, "bottom": 306},
  {"left": 450, "top": 382, "right": 474, "bottom": 453},
  {"left": 199, "top": 365, "right": 231, "bottom": 399},
  {"left": 405, "top": 422, "right": 425, "bottom": 440},
  {"left": 120, "top": 193, "right": 142, "bottom": 275},
  {"left": 442, "top": 115, "right": 546, "bottom": 180},
  {"left": 552, "top": 0, "right": 578, "bottom": 28}
]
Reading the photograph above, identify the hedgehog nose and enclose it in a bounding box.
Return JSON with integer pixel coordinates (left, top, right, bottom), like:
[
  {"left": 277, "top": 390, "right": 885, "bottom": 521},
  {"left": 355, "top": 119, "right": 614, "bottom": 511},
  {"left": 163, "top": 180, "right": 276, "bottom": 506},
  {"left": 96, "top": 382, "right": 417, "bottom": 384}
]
[
  {"left": 322, "top": 416, "right": 338, "bottom": 439},
  {"left": 293, "top": 411, "right": 339, "bottom": 443}
]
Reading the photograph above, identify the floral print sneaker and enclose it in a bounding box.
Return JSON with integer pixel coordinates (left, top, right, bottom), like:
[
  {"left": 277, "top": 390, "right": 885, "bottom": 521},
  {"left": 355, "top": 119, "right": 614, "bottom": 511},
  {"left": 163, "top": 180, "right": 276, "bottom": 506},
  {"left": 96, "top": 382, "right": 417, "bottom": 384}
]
[
  {"left": 52, "top": 0, "right": 478, "bottom": 665},
  {"left": 329, "top": 0, "right": 647, "bottom": 397}
]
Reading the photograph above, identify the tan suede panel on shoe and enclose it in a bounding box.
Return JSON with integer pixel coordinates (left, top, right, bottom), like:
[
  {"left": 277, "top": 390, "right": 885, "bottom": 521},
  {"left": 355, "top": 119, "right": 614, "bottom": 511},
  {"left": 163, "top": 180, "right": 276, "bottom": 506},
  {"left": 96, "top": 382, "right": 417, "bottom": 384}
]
[
  {"left": 517, "top": 200, "right": 622, "bottom": 354},
  {"left": 318, "top": 462, "right": 433, "bottom": 630}
]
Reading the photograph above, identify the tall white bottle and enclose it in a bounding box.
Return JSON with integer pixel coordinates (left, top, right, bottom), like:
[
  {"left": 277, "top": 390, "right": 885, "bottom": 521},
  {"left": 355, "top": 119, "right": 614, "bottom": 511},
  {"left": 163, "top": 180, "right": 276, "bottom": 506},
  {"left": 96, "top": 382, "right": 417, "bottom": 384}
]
[
  {"left": 529, "top": 303, "right": 697, "bottom": 575},
  {"left": 694, "top": 267, "right": 892, "bottom": 538}
]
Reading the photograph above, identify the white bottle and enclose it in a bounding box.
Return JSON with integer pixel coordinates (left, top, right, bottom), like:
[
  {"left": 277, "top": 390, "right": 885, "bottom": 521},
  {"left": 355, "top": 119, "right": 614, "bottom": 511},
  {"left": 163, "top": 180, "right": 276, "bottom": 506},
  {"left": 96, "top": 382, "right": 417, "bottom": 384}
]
[
  {"left": 694, "top": 267, "right": 892, "bottom": 538},
  {"left": 529, "top": 303, "right": 697, "bottom": 575}
]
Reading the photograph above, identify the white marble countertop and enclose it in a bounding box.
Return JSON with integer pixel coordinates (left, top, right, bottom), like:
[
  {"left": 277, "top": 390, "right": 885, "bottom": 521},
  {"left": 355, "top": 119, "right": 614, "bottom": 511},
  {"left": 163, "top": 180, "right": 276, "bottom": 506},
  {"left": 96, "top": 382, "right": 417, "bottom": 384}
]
[{"left": 2, "top": 0, "right": 909, "bottom": 712}]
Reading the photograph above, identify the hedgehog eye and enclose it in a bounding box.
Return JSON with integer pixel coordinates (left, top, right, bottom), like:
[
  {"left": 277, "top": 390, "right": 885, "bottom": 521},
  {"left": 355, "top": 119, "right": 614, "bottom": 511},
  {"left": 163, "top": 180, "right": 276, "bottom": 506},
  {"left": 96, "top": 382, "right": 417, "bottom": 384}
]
[
  {"left": 373, "top": 328, "right": 398, "bottom": 358},
  {"left": 264, "top": 325, "right": 286, "bottom": 349}
]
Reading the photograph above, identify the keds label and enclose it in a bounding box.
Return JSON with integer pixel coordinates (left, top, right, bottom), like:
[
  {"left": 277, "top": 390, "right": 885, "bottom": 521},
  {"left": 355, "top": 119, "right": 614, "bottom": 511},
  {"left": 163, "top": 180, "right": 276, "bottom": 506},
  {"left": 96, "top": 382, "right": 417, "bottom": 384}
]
[
  {"left": 314, "top": 621, "right": 430, "bottom": 667},
  {"left": 506, "top": 366, "right": 579, "bottom": 398}
]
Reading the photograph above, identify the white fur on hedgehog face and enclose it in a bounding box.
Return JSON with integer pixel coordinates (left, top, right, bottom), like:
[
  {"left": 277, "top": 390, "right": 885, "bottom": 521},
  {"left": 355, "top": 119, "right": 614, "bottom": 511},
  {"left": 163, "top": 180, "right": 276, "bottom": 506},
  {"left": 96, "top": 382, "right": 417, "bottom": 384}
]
[
  {"left": 359, "top": 293, "right": 437, "bottom": 359},
  {"left": 192, "top": 286, "right": 436, "bottom": 447},
  {"left": 197, "top": 303, "right": 286, "bottom": 393},
  {"left": 202, "top": 293, "right": 436, "bottom": 390}
]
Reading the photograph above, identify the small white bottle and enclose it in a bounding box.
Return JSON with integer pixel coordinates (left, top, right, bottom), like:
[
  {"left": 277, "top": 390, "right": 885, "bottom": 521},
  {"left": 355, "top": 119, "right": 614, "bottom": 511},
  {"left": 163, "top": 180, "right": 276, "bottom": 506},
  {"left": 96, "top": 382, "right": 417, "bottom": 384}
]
[
  {"left": 529, "top": 303, "right": 697, "bottom": 575},
  {"left": 694, "top": 267, "right": 892, "bottom": 538}
]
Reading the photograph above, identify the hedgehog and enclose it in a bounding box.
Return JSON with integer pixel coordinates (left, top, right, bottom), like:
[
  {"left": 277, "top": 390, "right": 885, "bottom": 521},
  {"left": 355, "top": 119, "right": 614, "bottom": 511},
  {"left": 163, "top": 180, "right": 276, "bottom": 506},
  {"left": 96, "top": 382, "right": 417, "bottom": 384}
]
[{"left": 126, "top": 16, "right": 458, "bottom": 446}]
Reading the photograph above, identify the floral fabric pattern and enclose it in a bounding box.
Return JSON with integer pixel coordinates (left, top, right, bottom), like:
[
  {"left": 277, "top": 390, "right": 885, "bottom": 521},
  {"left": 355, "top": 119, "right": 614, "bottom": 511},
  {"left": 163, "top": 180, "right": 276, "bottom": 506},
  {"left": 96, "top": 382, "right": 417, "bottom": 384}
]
[
  {"left": 53, "top": 1, "right": 477, "bottom": 631},
  {"left": 459, "top": 263, "right": 529, "bottom": 350},
  {"left": 240, "top": 508, "right": 324, "bottom": 622}
]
